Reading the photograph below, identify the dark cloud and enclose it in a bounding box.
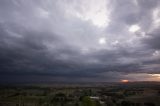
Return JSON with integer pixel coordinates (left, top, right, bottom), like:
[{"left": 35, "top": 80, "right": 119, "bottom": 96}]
[
  {"left": 142, "top": 29, "right": 160, "bottom": 49},
  {"left": 0, "top": 0, "right": 160, "bottom": 83}
]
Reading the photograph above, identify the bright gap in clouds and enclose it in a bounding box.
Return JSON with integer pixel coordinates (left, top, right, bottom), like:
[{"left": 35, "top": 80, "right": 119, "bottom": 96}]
[
  {"left": 66, "top": 0, "right": 110, "bottom": 27},
  {"left": 99, "top": 37, "right": 106, "bottom": 45},
  {"left": 151, "top": 74, "right": 160, "bottom": 78},
  {"left": 129, "top": 24, "right": 140, "bottom": 33},
  {"left": 153, "top": 8, "right": 160, "bottom": 27}
]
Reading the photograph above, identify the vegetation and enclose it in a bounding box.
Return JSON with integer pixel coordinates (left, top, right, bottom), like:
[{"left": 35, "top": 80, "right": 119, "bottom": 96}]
[{"left": 0, "top": 82, "right": 160, "bottom": 106}]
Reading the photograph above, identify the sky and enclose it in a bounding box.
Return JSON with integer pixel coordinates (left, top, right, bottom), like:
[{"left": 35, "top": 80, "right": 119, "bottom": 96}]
[{"left": 0, "top": 0, "right": 160, "bottom": 83}]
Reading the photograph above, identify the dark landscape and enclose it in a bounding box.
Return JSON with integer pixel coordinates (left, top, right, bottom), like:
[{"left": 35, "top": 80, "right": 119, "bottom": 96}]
[{"left": 0, "top": 82, "right": 160, "bottom": 106}]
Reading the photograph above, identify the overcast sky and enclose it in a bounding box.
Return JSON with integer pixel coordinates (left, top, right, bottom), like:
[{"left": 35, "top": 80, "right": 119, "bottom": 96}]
[{"left": 0, "top": 0, "right": 160, "bottom": 83}]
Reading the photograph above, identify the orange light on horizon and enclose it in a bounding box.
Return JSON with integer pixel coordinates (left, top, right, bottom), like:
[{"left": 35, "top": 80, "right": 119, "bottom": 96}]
[
  {"left": 150, "top": 74, "right": 160, "bottom": 78},
  {"left": 121, "top": 79, "right": 129, "bottom": 83}
]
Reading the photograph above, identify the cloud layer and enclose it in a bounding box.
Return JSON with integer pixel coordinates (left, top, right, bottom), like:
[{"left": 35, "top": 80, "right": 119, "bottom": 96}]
[{"left": 0, "top": 0, "right": 160, "bottom": 83}]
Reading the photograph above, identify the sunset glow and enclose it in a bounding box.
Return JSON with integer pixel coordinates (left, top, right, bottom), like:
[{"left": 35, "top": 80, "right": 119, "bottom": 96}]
[
  {"left": 150, "top": 74, "right": 160, "bottom": 79},
  {"left": 121, "top": 80, "right": 129, "bottom": 83}
]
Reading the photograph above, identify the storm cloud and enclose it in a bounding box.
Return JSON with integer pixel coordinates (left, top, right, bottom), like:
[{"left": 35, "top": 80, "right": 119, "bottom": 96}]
[{"left": 0, "top": 0, "right": 160, "bottom": 83}]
